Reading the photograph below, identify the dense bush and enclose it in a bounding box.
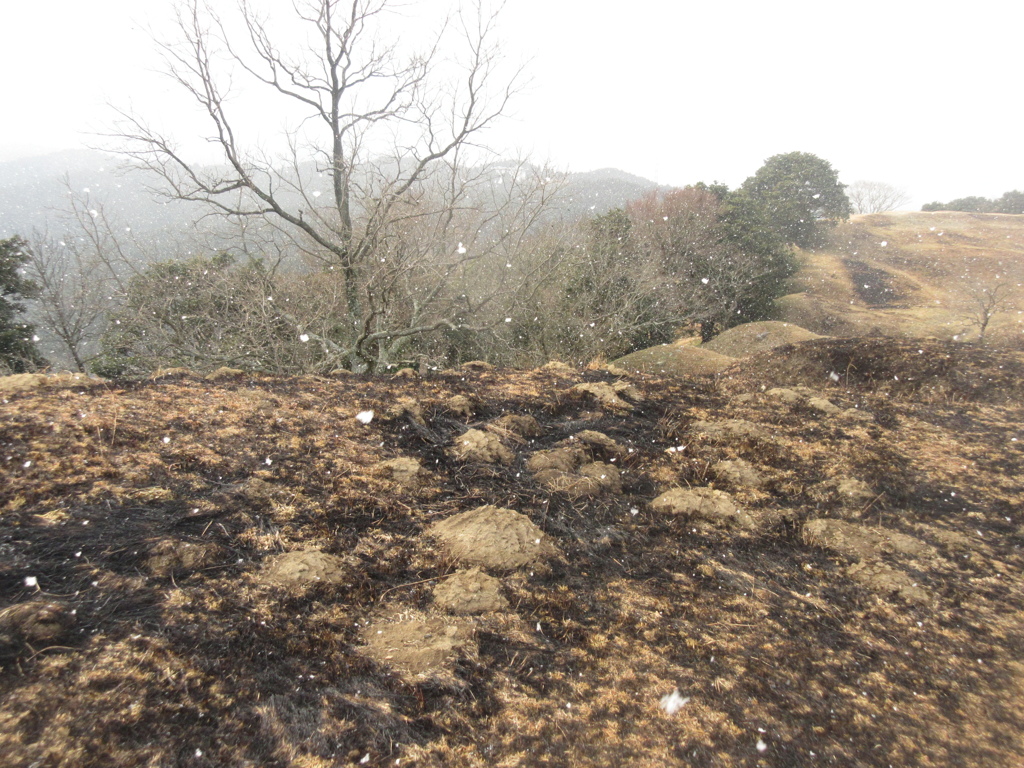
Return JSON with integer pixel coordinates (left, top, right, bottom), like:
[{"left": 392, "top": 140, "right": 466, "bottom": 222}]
[{"left": 93, "top": 254, "right": 345, "bottom": 377}]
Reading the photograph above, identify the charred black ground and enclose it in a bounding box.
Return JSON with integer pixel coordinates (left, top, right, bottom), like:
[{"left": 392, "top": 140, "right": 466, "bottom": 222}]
[{"left": 2, "top": 338, "right": 1024, "bottom": 767}]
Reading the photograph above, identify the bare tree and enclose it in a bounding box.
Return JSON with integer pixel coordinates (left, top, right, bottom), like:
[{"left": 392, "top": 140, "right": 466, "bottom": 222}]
[
  {"left": 110, "top": 0, "right": 549, "bottom": 371},
  {"left": 848, "top": 181, "right": 911, "bottom": 215},
  {"left": 960, "top": 282, "right": 1016, "bottom": 344},
  {"left": 22, "top": 186, "right": 144, "bottom": 371}
]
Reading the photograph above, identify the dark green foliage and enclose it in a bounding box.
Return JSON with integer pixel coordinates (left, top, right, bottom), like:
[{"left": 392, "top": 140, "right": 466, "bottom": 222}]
[
  {"left": 996, "top": 190, "right": 1024, "bottom": 214},
  {"left": 0, "top": 236, "right": 46, "bottom": 372},
  {"left": 920, "top": 190, "right": 1023, "bottom": 214},
  {"left": 946, "top": 196, "right": 996, "bottom": 213},
  {"left": 733, "top": 152, "right": 850, "bottom": 249}
]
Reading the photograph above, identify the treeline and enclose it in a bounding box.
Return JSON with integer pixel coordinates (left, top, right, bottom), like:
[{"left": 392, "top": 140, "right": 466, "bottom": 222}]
[
  {"left": 1, "top": 152, "right": 850, "bottom": 377},
  {"left": 922, "top": 190, "right": 1024, "bottom": 214},
  {"left": 0, "top": 1, "right": 858, "bottom": 378}
]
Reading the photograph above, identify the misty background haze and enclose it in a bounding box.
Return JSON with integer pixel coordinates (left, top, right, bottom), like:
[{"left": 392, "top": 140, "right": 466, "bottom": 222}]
[
  {"left": 1, "top": 0, "right": 1021, "bottom": 377},
  {"left": 1, "top": 0, "right": 1021, "bottom": 207}
]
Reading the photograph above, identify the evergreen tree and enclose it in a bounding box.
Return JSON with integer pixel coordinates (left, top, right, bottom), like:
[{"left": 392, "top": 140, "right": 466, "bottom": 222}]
[
  {"left": 0, "top": 236, "right": 46, "bottom": 372},
  {"left": 733, "top": 152, "right": 850, "bottom": 249}
]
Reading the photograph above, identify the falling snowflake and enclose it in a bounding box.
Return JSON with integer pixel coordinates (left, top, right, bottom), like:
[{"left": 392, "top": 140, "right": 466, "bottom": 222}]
[
  {"left": 659, "top": 688, "right": 690, "bottom": 715},
  {"left": 299, "top": 333, "right": 310, "bottom": 343},
  {"left": 355, "top": 410, "right": 374, "bottom": 424}
]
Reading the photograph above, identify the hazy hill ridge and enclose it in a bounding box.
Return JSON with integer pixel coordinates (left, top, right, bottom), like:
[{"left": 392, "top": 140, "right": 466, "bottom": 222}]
[{"left": 0, "top": 150, "right": 663, "bottom": 241}]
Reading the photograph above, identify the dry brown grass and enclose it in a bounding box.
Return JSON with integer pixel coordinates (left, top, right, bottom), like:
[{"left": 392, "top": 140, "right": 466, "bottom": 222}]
[
  {"left": 778, "top": 211, "right": 1024, "bottom": 347},
  {"left": 1, "top": 351, "right": 1023, "bottom": 767}
]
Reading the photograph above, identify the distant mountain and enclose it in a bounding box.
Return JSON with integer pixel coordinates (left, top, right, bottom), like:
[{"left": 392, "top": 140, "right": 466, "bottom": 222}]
[
  {"left": 559, "top": 167, "right": 669, "bottom": 218},
  {"left": 0, "top": 150, "right": 667, "bottom": 244}
]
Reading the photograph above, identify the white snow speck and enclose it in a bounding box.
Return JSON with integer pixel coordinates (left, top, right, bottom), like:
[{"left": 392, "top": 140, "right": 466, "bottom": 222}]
[
  {"left": 456, "top": 243, "right": 467, "bottom": 254},
  {"left": 312, "top": 190, "right": 321, "bottom": 197},
  {"left": 355, "top": 410, "right": 374, "bottom": 425},
  {"left": 829, "top": 371, "right": 840, "bottom": 382},
  {"left": 659, "top": 688, "right": 689, "bottom": 715},
  {"left": 360, "top": 755, "right": 370, "bottom": 764},
  {"left": 299, "top": 333, "right": 310, "bottom": 343},
  {"left": 880, "top": 240, "right": 888, "bottom": 247},
  {"left": 756, "top": 739, "right": 768, "bottom": 752},
  {"left": 162, "top": 436, "right": 171, "bottom": 444},
  {"left": 265, "top": 457, "right": 273, "bottom": 466},
  {"left": 630, "top": 507, "right": 639, "bottom": 516},
  {"left": 24, "top": 576, "right": 38, "bottom": 588},
  {"left": 195, "top": 749, "right": 203, "bottom": 758},
  {"left": 23, "top": 460, "right": 31, "bottom": 468}
]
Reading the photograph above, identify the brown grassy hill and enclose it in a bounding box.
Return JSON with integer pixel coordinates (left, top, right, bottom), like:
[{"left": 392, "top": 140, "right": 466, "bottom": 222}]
[
  {"left": 777, "top": 211, "right": 1024, "bottom": 347},
  {"left": 610, "top": 344, "right": 736, "bottom": 376},
  {"left": 2, "top": 343, "right": 1024, "bottom": 767},
  {"left": 700, "top": 321, "right": 823, "bottom": 358}
]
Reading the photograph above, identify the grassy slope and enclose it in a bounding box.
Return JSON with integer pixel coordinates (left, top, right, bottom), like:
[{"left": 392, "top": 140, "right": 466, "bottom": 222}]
[{"left": 775, "top": 211, "right": 1024, "bottom": 347}]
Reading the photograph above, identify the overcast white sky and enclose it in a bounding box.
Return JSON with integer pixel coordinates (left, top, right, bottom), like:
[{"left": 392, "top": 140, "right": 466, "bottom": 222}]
[{"left": 2, "top": 0, "right": 1021, "bottom": 208}]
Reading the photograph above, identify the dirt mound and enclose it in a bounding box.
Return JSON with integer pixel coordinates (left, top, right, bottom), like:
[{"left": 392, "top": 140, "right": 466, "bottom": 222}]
[
  {"left": 570, "top": 381, "right": 642, "bottom": 411},
  {"left": 526, "top": 432, "right": 625, "bottom": 499},
  {"left": 690, "top": 418, "right": 770, "bottom": 443},
  {"left": 427, "top": 505, "right": 560, "bottom": 570},
  {"left": 803, "top": 519, "right": 937, "bottom": 561},
  {"left": 261, "top": 549, "right": 351, "bottom": 588},
  {"left": 146, "top": 538, "right": 225, "bottom": 578},
  {"left": 488, "top": 413, "right": 543, "bottom": 438},
  {"left": 701, "top": 320, "right": 824, "bottom": 357},
  {"left": 711, "top": 459, "right": 765, "bottom": 490},
  {"left": 448, "top": 428, "right": 514, "bottom": 464},
  {"left": 360, "top": 615, "right": 475, "bottom": 679},
  {"left": 612, "top": 344, "right": 734, "bottom": 376},
  {"left": 432, "top": 568, "right": 508, "bottom": 615},
  {"left": 649, "top": 487, "right": 757, "bottom": 530},
  {"left": 373, "top": 457, "right": 435, "bottom": 493},
  {"left": 721, "top": 336, "right": 1024, "bottom": 403}
]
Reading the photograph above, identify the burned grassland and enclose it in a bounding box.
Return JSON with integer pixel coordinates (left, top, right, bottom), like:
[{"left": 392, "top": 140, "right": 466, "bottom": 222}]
[{"left": 2, "top": 340, "right": 1024, "bottom": 767}]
